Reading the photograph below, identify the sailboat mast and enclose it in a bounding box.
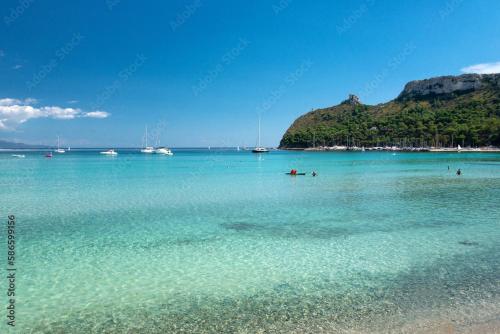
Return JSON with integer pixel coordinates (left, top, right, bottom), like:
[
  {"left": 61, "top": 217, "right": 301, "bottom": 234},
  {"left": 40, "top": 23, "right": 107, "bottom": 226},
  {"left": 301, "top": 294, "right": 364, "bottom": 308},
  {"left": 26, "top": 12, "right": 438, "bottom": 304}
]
[
  {"left": 258, "top": 116, "right": 261, "bottom": 147},
  {"left": 145, "top": 125, "right": 148, "bottom": 147}
]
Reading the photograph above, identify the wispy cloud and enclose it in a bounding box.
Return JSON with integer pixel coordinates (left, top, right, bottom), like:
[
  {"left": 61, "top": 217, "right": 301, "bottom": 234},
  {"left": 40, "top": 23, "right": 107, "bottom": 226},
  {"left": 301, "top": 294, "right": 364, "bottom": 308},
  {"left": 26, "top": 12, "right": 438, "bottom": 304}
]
[
  {"left": 12, "top": 64, "right": 23, "bottom": 70},
  {"left": 83, "top": 111, "right": 110, "bottom": 118},
  {"left": 461, "top": 62, "right": 500, "bottom": 74},
  {"left": 0, "top": 98, "right": 24, "bottom": 106},
  {"left": 0, "top": 98, "right": 109, "bottom": 130}
]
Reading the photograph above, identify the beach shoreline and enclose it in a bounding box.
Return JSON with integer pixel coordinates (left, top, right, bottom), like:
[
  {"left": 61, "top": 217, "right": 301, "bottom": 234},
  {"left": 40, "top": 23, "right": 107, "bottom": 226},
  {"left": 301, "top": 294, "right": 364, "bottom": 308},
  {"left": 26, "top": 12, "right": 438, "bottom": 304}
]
[{"left": 280, "top": 146, "right": 500, "bottom": 153}]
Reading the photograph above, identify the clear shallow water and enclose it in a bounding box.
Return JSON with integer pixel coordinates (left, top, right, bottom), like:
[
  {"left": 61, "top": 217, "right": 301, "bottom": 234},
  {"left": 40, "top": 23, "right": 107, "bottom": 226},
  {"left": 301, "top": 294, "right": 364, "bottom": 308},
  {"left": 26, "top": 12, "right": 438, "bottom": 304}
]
[{"left": 0, "top": 150, "right": 499, "bottom": 333}]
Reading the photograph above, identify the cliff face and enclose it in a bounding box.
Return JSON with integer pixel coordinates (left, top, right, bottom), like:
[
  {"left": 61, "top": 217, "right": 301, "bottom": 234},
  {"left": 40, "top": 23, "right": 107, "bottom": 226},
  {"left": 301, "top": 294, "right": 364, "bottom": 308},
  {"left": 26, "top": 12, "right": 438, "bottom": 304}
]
[
  {"left": 397, "top": 73, "right": 500, "bottom": 100},
  {"left": 279, "top": 73, "right": 500, "bottom": 148}
]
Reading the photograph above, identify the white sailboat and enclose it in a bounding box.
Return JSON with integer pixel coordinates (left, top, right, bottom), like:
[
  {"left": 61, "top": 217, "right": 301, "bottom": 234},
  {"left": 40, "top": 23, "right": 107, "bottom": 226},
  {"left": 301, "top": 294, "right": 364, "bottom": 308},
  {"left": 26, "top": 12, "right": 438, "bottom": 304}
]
[
  {"left": 55, "top": 136, "right": 65, "bottom": 153},
  {"left": 140, "top": 125, "right": 154, "bottom": 153},
  {"left": 252, "top": 115, "right": 269, "bottom": 153}
]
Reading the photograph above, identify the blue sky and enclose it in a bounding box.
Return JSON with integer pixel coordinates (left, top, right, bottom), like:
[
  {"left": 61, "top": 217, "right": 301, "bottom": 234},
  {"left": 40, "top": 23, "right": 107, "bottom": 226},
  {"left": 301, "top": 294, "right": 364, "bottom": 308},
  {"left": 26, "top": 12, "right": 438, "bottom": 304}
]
[{"left": 1, "top": 0, "right": 499, "bottom": 147}]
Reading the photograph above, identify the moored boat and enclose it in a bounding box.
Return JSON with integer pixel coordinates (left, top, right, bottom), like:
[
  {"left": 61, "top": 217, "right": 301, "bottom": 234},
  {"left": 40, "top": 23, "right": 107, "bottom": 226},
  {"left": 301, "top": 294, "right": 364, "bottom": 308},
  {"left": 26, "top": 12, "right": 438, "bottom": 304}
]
[
  {"left": 100, "top": 149, "right": 118, "bottom": 156},
  {"left": 155, "top": 147, "right": 173, "bottom": 155},
  {"left": 140, "top": 126, "right": 155, "bottom": 153},
  {"left": 55, "top": 136, "right": 65, "bottom": 153},
  {"left": 252, "top": 116, "right": 269, "bottom": 153}
]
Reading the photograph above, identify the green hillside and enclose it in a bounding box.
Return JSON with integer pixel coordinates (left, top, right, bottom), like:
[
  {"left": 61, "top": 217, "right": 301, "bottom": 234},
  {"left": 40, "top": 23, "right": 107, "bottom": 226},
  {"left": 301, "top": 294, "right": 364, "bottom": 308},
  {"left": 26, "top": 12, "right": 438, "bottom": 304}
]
[{"left": 279, "top": 74, "right": 500, "bottom": 148}]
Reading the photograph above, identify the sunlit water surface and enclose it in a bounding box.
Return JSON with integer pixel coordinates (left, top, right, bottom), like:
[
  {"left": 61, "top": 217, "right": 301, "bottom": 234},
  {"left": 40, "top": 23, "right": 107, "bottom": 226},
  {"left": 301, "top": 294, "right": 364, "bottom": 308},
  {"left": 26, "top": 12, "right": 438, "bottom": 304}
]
[{"left": 0, "top": 150, "right": 499, "bottom": 333}]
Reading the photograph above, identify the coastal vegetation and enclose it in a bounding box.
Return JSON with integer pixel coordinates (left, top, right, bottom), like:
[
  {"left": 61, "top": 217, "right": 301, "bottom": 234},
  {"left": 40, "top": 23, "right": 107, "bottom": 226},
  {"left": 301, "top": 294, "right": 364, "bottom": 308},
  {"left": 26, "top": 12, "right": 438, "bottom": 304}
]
[{"left": 280, "top": 74, "right": 500, "bottom": 148}]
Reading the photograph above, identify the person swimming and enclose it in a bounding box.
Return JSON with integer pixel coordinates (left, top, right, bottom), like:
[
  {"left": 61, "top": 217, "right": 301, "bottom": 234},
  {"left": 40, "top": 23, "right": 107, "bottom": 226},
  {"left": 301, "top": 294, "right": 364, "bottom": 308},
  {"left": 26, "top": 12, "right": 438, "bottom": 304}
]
[
  {"left": 312, "top": 171, "right": 317, "bottom": 177},
  {"left": 456, "top": 168, "right": 462, "bottom": 176}
]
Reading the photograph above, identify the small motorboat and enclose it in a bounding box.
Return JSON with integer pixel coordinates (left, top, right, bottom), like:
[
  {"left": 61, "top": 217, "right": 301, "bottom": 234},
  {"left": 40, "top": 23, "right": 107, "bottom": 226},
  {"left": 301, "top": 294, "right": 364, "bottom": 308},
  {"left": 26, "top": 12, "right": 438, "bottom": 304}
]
[
  {"left": 100, "top": 149, "right": 118, "bottom": 156},
  {"left": 155, "top": 147, "right": 173, "bottom": 155},
  {"left": 12, "top": 154, "right": 25, "bottom": 158}
]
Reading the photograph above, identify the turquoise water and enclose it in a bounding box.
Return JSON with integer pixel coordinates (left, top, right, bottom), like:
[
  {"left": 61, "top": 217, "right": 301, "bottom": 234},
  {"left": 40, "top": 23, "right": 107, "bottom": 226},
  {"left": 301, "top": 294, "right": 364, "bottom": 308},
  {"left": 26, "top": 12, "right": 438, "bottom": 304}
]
[{"left": 0, "top": 150, "right": 499, "bottom": 333}]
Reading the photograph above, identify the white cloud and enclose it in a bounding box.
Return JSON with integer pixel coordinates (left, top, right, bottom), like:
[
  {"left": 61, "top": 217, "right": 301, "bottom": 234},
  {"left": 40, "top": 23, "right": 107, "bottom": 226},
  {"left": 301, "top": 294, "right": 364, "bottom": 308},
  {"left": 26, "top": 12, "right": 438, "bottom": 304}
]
[
  {"left": 24, "top": 98, "right": 38, "bottom": 105},
  {"left": 0, "top": 98, "right": 37, "bottom": 106},
  {"left": 461, "top": 62, "right": 500, "bottom": 74},
  {"left": 12, "top": 64, "right": 23, "bottom": 70},
  {"left": 0, "top": 98, "right": 109, "bottom": 130},
  {"left": 0, "top": 98, "right": 22, "bottom": 106},
  {"left": 83, "top": 111, "right": 110, "bottom": 118},
  {"left": 41, "top": 106, "right": 81, "bottom": 119}
]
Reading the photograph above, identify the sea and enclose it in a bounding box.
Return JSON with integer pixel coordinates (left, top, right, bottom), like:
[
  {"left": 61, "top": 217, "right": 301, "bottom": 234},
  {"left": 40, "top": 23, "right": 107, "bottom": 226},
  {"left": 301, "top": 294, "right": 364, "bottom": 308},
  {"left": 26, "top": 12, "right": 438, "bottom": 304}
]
[{"left": 0, "top": 149, "right": 499, "bottom": 333}]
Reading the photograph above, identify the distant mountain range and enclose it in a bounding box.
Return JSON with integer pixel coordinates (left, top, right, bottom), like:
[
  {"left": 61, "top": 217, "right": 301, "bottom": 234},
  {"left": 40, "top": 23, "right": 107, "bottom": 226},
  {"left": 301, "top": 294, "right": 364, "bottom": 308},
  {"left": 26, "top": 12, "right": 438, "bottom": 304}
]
[
  {"left": 0, "top": 140, "right": 50, "bottom": 149},
  {"left": 280, "top": 73, "right": 500, "bottom": 148}
]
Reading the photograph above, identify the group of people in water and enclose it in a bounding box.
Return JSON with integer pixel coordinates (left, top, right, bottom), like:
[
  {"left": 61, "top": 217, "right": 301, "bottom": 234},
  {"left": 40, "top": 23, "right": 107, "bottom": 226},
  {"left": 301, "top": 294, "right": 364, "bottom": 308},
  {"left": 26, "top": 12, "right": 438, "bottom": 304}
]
[
  {"left": 288, "top": 169, "right": 317, "bottom": 176},
  {"left": 289, "top": 167, "right": 462, "bottom": 177}
]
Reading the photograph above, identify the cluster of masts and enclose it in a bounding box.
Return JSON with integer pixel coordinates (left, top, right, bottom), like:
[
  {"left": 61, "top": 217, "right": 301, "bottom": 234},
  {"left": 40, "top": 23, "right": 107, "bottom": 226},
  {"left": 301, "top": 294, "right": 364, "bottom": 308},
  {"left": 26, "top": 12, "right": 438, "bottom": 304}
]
[
  {"left": 309, "top": 145, "right": 464, "bottom": 152},
  {"left": 139, "top": 126, "right": 173, "bottom": 155},
  {"left": 48, "top": 129, "right": 173, "bottom": 157},
  {"left": 49, "top": 118, "right": 269, "bottom": 157}
]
